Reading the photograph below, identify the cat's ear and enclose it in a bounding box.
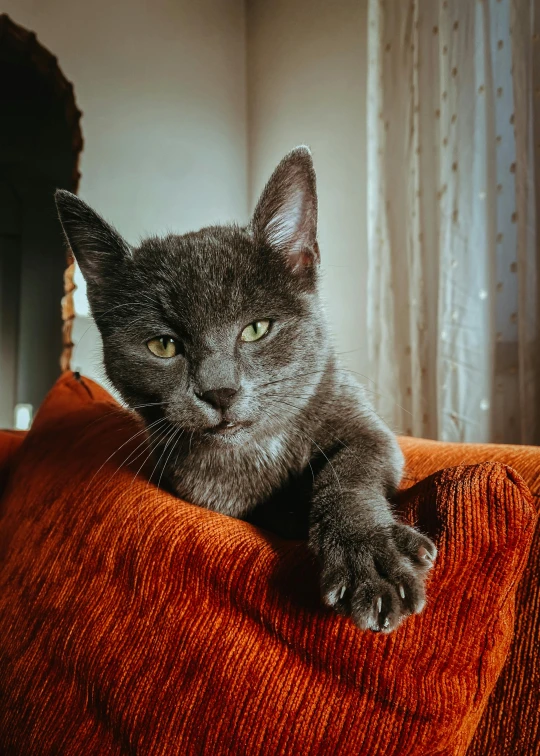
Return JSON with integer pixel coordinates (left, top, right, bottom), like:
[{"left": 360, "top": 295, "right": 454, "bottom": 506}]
[
  {"left": 55, "top": 190, "right": 131, "bottom": 286},
  {"left": 251, "top": 146, "right": 319, "bottom": 271}
]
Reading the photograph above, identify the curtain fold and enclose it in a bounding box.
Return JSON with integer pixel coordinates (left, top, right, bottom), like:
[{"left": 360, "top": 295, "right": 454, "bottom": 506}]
[{"left": 367, "top": 0, "right": 539, "bottom": 444}]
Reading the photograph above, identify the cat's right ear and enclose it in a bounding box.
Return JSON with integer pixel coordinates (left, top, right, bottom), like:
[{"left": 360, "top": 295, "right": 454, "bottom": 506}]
[{"left": 55, "top": 190, "right": 131, "bottom": 287}]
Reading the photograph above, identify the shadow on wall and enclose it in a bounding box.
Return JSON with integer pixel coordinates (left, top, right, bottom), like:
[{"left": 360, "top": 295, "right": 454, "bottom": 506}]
[{"left": 0, "top": 14, "right": 83, "bottom": 428}]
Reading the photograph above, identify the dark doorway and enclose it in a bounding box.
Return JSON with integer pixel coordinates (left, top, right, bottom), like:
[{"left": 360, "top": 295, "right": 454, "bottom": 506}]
[{"left": 0, "top": 15, "right": 83, "bottom": 428}]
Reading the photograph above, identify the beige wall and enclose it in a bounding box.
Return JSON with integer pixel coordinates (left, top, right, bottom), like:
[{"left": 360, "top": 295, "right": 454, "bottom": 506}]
[
  {"left": 3, "top": 0, "right": 248, "bottom": 232},
  {"left": 4, "top": 0, "right": 370, "bottom": 391},
  {"left": 3, "top": 0, "right": 247, "bottom": 384},
  {"left": 247, "top": 0, "right": 370, "bottom": 379}
]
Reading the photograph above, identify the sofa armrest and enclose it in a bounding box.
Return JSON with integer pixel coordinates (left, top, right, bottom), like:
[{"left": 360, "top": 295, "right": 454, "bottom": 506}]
[
  {"left": 0, "top": 373, "right": 537, "bottom": 756},
  {"left": 397, "top": 434, "right": 540, "bottom": 756},
  {"left": 398, "top": 435, "right": 540, "bottom": 502}
]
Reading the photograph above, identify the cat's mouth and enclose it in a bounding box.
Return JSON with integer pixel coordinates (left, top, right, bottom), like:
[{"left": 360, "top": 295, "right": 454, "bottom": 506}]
[{"left": 205, "top": 419, "right": 252, "bottom": 437}]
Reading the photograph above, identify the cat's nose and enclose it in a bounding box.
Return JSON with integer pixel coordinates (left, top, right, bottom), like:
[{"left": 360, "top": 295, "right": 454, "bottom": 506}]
[{"left": 197, "top": 387, "right": 238, "bottom": 411}]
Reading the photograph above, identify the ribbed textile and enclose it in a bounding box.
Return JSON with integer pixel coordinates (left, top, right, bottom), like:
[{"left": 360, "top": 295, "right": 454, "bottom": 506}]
[
  {"left": 0, "top": 430, "right": 25, "bottom": 499},
  {"left": 0, "top": 373, "right": 536, "bottom": 755},
  {"left": 400, "top": 436, "right": 540, "bottom": 756}
]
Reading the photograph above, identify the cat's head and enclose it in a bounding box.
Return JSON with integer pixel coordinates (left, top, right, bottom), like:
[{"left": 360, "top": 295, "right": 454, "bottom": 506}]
[{"left": 56, "top": 147, "right": 330, "bottom": 443}]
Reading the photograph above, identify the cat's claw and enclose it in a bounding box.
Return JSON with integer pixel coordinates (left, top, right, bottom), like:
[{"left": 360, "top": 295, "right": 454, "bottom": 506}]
[
  {"left": 418, "top": 546, "right": 434, "bottom": 563},
  {"left": 317, "top": 520, "right": 437, "bottom": 634},
  {"left": 324, "top": 585, "right": 347, "bottom": 607}
]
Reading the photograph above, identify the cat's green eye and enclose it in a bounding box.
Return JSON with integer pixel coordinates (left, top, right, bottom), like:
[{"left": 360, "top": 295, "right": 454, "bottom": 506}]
[
  {"left": 147, "top": 336, "right": 177, "bottom": 358},
  {"left": 241, "top": 320, "right": 271, "bottom": 343}
]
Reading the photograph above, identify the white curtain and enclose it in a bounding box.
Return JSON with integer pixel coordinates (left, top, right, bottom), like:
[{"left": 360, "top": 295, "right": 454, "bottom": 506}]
[{"left": 367, "top": 0, "right": 540, "bottom": 445}]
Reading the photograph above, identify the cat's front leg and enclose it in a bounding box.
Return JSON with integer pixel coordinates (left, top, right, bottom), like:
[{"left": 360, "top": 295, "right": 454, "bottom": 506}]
[{"left": 308, "top": 442, "right": 437, "bottom": 633}]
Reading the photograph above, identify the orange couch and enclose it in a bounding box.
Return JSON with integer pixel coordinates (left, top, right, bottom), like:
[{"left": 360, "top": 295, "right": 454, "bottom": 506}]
[
  {"left": 0, "top": 373, "right": 538, "bottom": 755},
  {"left": 398, "top": 436, "right": 539, "bottom": 755}
]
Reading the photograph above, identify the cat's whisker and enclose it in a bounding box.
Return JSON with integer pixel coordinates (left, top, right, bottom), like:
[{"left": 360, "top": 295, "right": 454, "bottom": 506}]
[
  {"left": 124, "top": 314, "right": 162, "bottom": 333},
  {"left": 280, "top": 386, "right": 413, "bottom": 436},
  {"left": 129, "top": 400, "right": 174, "bottom": 413},
  {"left": 264, "top": 396, "right": 371, "bottom": 477},
  {"left": 74, "top": 414, "right": 166, "bottom": 544},
  {"left": 281, "top": 388, "right": 411, "bottom": 431},
  {"left": 145, "top": 425, "right": 177, "bottom": 491},
  {"left": 258, "top": 369, "right": 326, "bottom": 389},
  {"left": 91, "top": 299, "right": 155, "bottom": 320},
  {"left": 296, "top": 429, "right": 343, "bottom": 494},
  {"left": 259, "top": 403, "right": 328, "bottom": 489},
  {"left": 82, "top": 400, "right": 172, "bottom": 433},
  {"left": 103, "top": 417, "right": 170, "bottom": 489},
  {"left": 296, "top": 380, "right": 414, "bottom": 420},
  {"left": 74, "top": 300, "right": 159, "bottom": 350},
  {"left": 266, "top": 396, "right": 417, "bottom": 484},
  {"left": 335, "top": 347, "right": 363, "bottom": 356},
  {"left": 307, "top": 460, "right": 315, "bottom": 485},
  {"left": 82, "top": 408, "right": 135, "bottom": 434},
  {"left": 139, "top": 423, "right": 178, "bottom": 541},
  {"left": 83, "top": 415, "right": 167, "bottom": 496},
  {"left": 157, "top": 427, "right": 184, "bottom": 494},
  {"left": 259, "top": 367, "right": 413, "bottom": 418},
  {"left": 94, "top": 421, "right": 170, "bottom": 502},
  {"left": 90, "top": 291, "right": 160, "bottom": 319},
  {"left": 129, "top": 422, "right": 173, "bottom": 490}
]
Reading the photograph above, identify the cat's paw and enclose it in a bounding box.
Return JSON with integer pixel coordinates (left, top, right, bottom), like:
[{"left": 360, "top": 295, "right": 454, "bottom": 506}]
[{"left": 318, "top": 521, "right": 437, "bottom": 633}]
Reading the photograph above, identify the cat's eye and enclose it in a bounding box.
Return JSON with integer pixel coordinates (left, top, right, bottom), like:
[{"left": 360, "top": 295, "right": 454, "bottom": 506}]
[
  {"left": 240, "top": 320, "right": 271, "bottom": 342},
  {"left": 147, "top": 336, "right": 178, "bottom": 358}
]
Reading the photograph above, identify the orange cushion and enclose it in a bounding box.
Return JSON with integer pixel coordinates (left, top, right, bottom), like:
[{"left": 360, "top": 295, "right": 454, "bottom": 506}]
[
  {"left": 0, "top": 373, "right": 536, "bottom": 755},
  {"left": 399, "top": 436, "right": 540, "bottom": 755}
]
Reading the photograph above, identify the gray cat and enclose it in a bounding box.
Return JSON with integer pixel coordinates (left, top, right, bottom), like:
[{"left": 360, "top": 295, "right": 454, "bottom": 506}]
[{"left": 55, "top": 147, "right": 436, "bottom": 633}]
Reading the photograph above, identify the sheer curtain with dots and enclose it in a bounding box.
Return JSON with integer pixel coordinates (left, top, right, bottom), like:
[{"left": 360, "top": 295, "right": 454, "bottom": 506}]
[{"left": 366, "top": 0, "right": 540, "bottom": 444}]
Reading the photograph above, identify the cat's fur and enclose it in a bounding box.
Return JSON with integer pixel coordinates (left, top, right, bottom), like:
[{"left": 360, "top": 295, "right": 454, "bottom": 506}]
[{"left": 55, "top": 147, "right": 436, "bottom": 633}]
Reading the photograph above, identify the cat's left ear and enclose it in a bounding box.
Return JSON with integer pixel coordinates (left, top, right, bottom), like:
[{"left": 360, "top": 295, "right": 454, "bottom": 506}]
[
  {"left": 55, "top": 190, "right": 131, "bottom": 288},
  {"left": 251, "top": 146, "right": 319, "bottom": 272}
]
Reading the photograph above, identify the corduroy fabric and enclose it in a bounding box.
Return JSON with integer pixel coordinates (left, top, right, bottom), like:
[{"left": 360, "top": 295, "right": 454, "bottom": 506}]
[
  {"left": 0, "top": 373, "right": 536, "bottom": 755},
  {"left": 0, "top": 430, "right": 25, "bottom": 499},
  {"left": 399, "top": 436, "right": 540, "bottom": 756}
]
